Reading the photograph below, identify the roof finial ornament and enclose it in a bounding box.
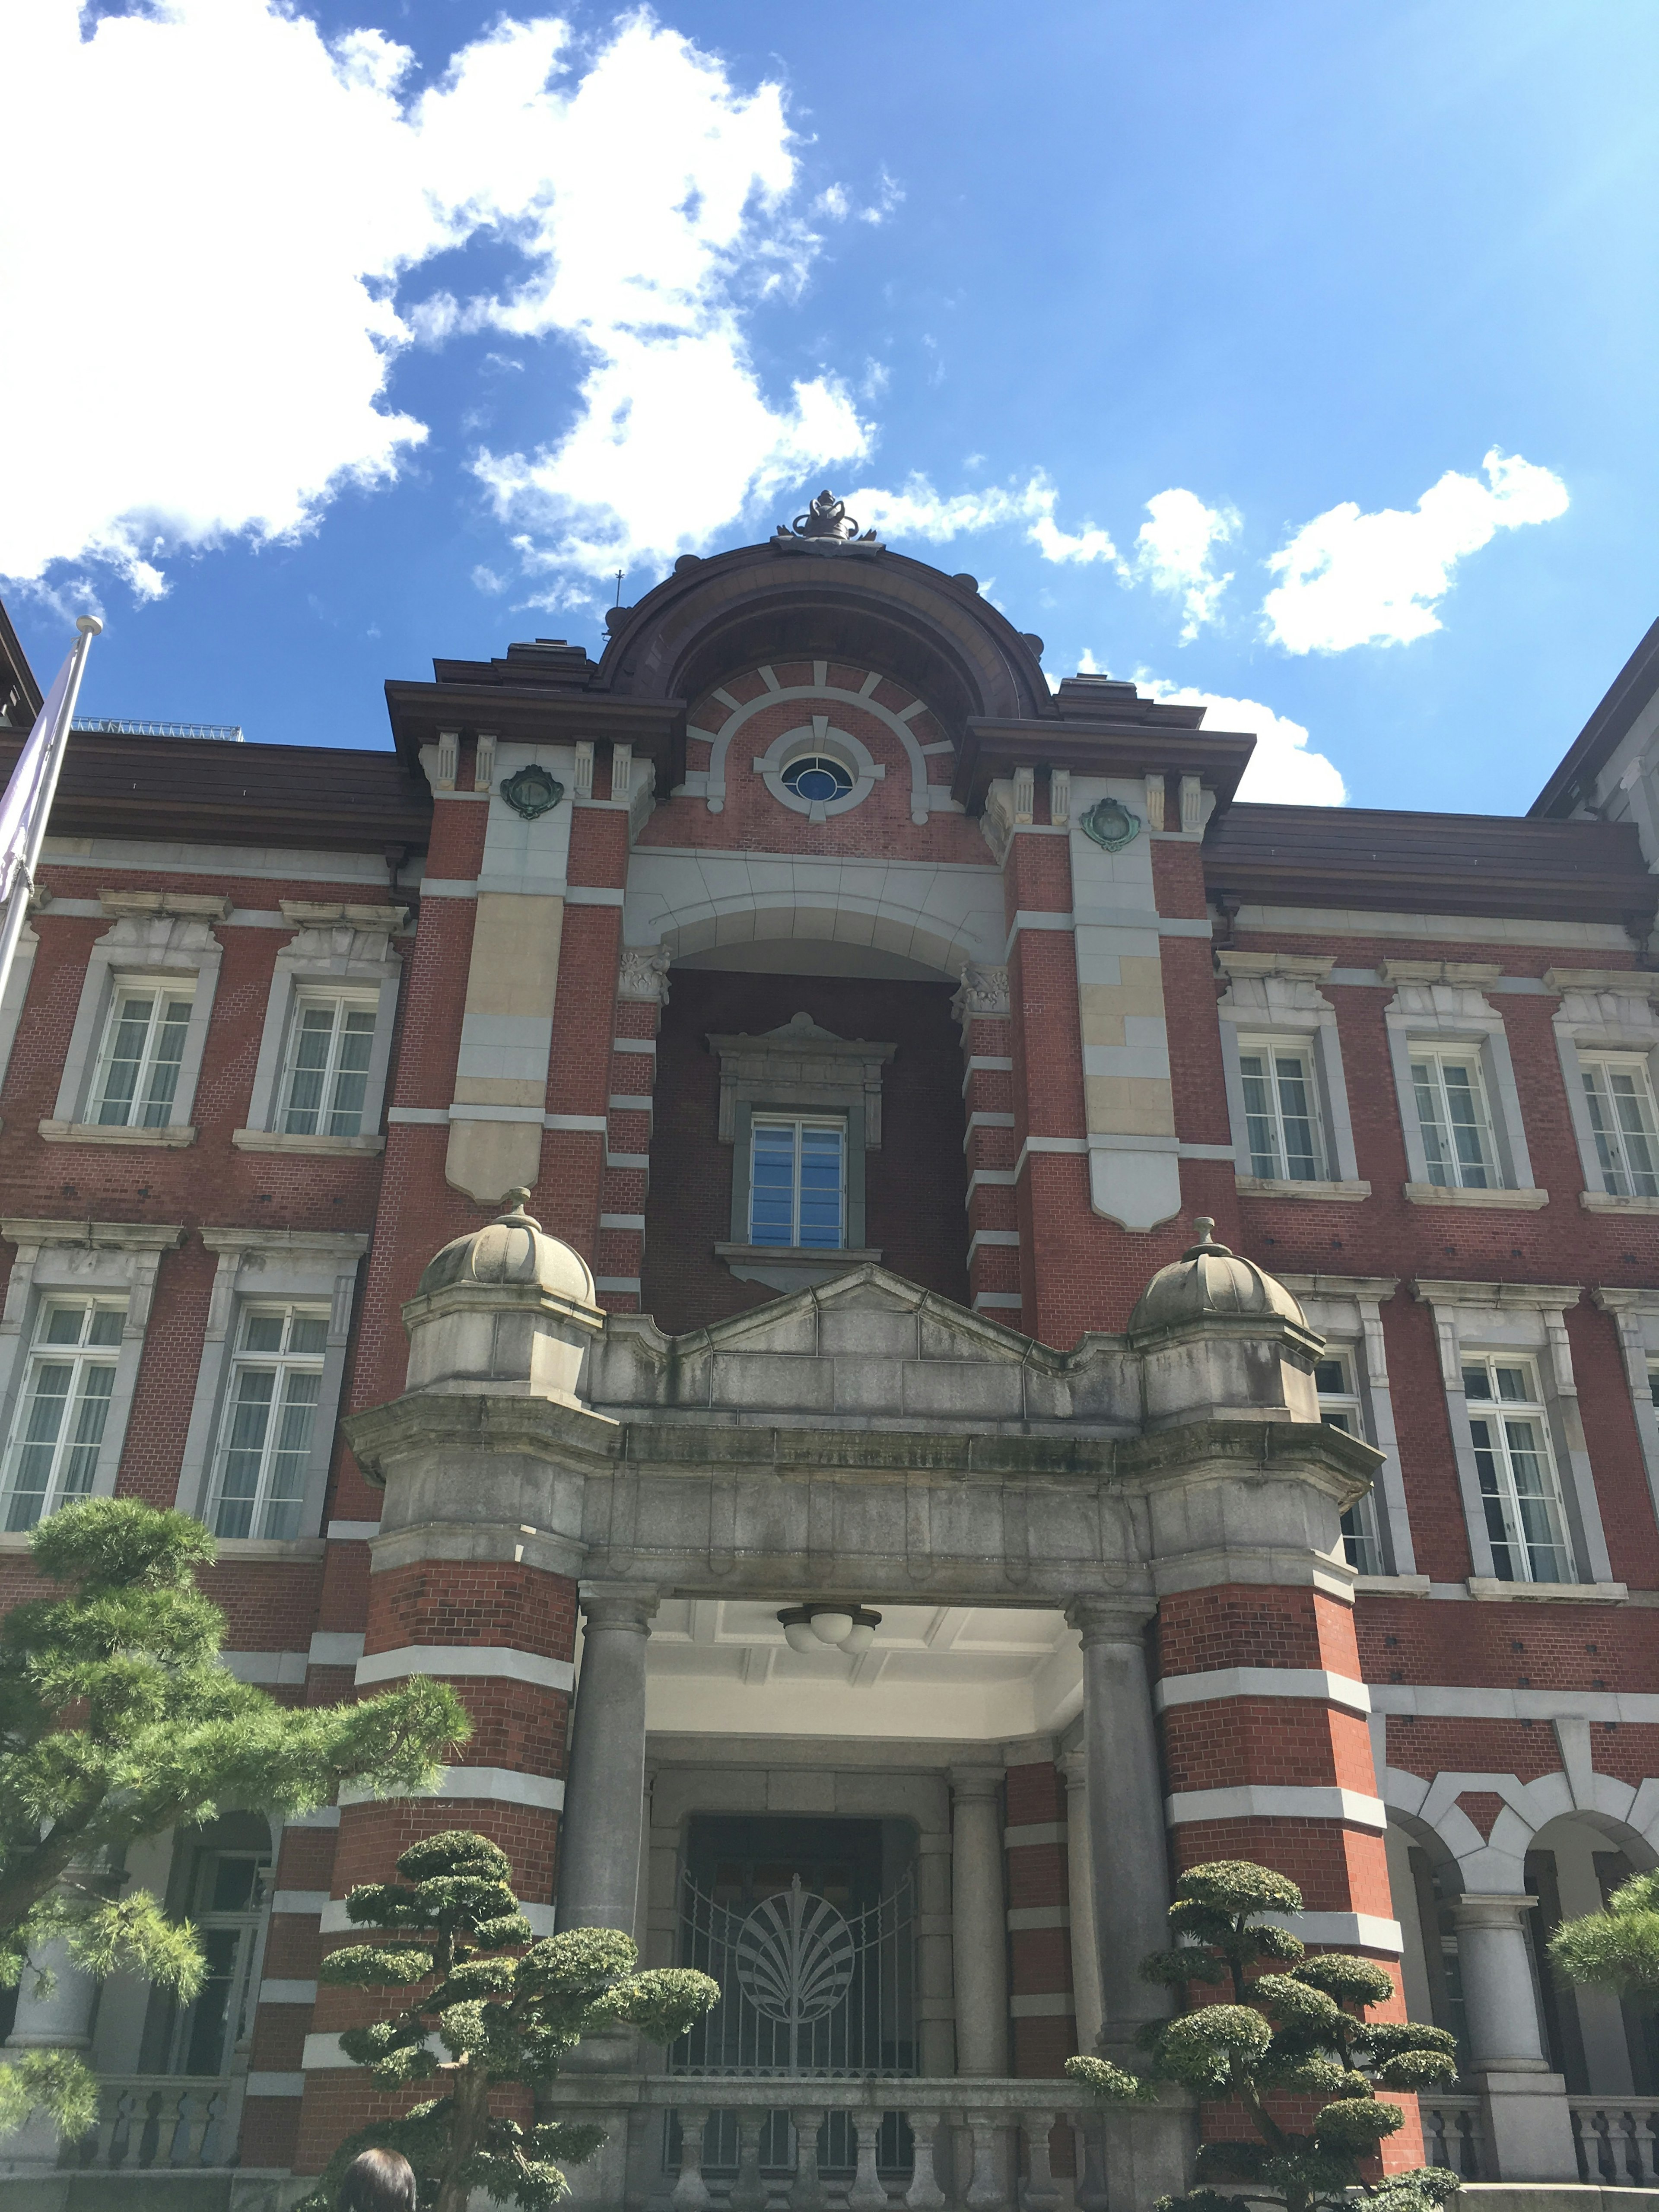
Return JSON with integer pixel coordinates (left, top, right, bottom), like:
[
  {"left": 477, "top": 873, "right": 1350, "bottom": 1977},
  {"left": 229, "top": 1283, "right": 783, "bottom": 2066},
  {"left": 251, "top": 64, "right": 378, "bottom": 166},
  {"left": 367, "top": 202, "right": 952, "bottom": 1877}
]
[
  {"left": 776, "top": 489, "right": 880, "bottom": 545},
  {"left": 1182, "top": 1215, "right": 1234, "bottom": 1259}
]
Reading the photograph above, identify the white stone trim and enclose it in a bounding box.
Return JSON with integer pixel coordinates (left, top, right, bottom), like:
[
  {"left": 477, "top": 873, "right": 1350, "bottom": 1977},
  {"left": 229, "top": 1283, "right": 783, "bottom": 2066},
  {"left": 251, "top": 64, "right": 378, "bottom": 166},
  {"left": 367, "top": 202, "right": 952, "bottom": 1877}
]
[
  {"left": 221, "top": 1650, "right": 308, "bottom": 1686},
  {"left": 258, "top": 1979, "right": 318, "bottom": 2007},
  {"left": 1262, "top": 1911, "right": 1402, "bottom": 1954},
  {"left": 1154, "top": 1666, "right": 1371, "bottom": 1716},
  {"left": 702, "top": 671, "right": 933, "bottom": 826},
  {"left": 1373, "top": 1681, "right": 1659, "bottom": 1723},
  {"left": 316, "top": 1897, "right": 556, "bottom": 1937},
  {"left": 1217, "top": 953, "right": 1363, "bottom": 1187},
  {"left": 1007, "top": 1906, "right": 1070, "bottom": 1930},
  {"left": 1549, "top": 974, "right": 1659, "bottom": 1204},
  {"left": 172, "top": 1230, "right": 368, "bottom": 1540},
  {"left": 48, "top": 896, "right": 226, "bottom": 1134},
  {"left": 1002, "top": 1822, "right": 1065, "bottom": 1849},
  {"left": 40, "top": 834, "right": 413, "bottom": 887},
  {"left": 271, "top": 1891, "right": 330, "bottom": 1918},
  {"left": 1278, "top": 1273, "right": 1414, "bottom": 1576},
  {"left": 0, "top": 1219, "right": 183, "bottom": 1515},
  {"left": 327, "top": 1518, "right": 380, "bottom": 1541},
  {"left": 1008, "top": 1993, "right": 1075, "bottom": 2017},
  {"left": 337, "top": 1764, "right": 566, "bottom": 1811},
  {"left": 1382, "top": 972, "right": 1538, "bottom": 1193},
  {"left": 1591, "top": 1287, "right": 1659, "bottom": 1530},
  {"left": 239, "top": 905, "right": 404, "bottom": 1143},
  {"left": 309, "top": 1630, "right": 365, "bottom": 1666},
  {"left": 356, "top": 1644, "right": 575, "bottom": 1692},
  {"left": 1223, "top": 904, "right": 1630, "bottom": 951},
  {"left": 1410, "top": 1280, "right": 1611, "bottom": 1588},
  {"left": 245, "top": 2072, "right": 305, "bottom": 2098},
  {"left": 1165, "top": 1785, "right": 1387, "bottom": 1830}
]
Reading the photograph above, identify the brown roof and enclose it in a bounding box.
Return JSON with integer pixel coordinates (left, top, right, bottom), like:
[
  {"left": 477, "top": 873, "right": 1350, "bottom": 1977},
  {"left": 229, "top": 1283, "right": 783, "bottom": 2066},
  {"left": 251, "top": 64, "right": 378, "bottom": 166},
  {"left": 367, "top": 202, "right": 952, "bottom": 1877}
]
[
  {"left": 1531, "top": 616, "right": 1659, "bottom": 820},
  {"left": 0, "top": 728, "right": 432, "bottom": 855},
  {"left": 1205, "top": 801, "right": 1656, "bottom": 928}
]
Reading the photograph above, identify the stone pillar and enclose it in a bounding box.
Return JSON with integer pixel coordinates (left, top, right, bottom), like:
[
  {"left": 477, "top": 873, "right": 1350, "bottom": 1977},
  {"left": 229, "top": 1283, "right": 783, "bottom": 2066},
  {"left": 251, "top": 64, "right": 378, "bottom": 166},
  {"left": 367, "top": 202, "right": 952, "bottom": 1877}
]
[
  {"left": 950, "top": 1765, "right": 1009, "bottom": 2077},
  {"left": 1060, "top": 1747, "right": 1103, "bottom": 2054},
  {"left": 916, "top": 1829, "right": 957, "bottom": 2077},
  {"left": 0, "top": 1939, "right": 100, "bottom": 2170},
  {"left": 557, "top": 1582, "right": 658, "bottom": 1934},
  {"left": 1453, "top": 1894, "right": 1576, "bottom": 2181},
  {"left": 1067, "top": 1600, "right": 1170, "bottom": 2056}
]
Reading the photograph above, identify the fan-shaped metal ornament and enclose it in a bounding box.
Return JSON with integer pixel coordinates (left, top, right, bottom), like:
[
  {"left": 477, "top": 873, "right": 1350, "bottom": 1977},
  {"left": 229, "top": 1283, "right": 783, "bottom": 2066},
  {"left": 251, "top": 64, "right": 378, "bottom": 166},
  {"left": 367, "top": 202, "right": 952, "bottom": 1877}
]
[
  {"left": 734, "top": 1877, "right": 856, "bottom": 2032},
  {"left": 1079, "top": 795, "right": 1140, "bottom": 852}
]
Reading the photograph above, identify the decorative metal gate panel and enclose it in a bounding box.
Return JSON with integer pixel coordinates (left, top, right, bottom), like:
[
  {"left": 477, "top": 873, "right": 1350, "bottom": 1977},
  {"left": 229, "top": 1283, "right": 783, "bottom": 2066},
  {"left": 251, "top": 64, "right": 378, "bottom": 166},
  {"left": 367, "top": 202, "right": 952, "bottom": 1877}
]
[{"left": 673, "top": 1870, "right": 918, "bottom": 2079}]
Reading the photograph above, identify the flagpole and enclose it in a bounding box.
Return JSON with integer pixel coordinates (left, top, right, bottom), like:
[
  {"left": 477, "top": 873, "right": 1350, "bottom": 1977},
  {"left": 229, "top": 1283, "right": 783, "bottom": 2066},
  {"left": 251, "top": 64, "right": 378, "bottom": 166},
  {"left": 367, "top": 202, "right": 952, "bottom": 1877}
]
[{"left": 0, "top": 615, "right": 102, "bottom": 1012}]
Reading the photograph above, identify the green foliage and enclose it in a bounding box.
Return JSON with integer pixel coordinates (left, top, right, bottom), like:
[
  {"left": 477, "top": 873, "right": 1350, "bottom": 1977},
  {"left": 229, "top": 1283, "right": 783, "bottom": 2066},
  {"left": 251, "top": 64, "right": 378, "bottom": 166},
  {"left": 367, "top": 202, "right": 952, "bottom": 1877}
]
[
  {"left": 302, "top": 1828, "right": 720, "bottom": 2212},
  {"left": 0, "top": 1497, "right": 469, "bottom": 2143},
  {"left": 1549, "top": 1868, "right": 1659, "bottom": 2003},
  {"left": 1065, "top": 1859, "right": 1460, "bottom": 2212}
]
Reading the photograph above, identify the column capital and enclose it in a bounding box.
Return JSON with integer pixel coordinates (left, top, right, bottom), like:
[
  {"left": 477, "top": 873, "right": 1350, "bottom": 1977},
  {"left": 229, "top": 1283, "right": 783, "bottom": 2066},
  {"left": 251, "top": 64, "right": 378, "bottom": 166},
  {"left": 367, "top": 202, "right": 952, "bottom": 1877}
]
[
  {"left": 948, "top": 1762, "right": 1005, "bottom": 1799},
  {"left": 578, "top": 1580, "right": 659, "bottom": 1632},
  {"left": 1452, "top": 1892, "right": 1540, "bottom": 1929},
  {"left": 1065, "top": 1594, "right": 1155, "bottom": 1646},
  {"left": 1058, "top": 1745, "right": 1087, "bottom": 1788}
]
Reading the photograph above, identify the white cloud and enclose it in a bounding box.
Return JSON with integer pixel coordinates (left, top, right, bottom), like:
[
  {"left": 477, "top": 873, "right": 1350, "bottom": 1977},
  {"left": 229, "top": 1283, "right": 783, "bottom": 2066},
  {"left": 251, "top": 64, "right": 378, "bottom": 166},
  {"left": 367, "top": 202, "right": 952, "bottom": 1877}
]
[
  {"left": 2, "top": 1, "right": 870, "bottom": 596},
  {"left": 1133, "top": 489, "right": 1238, "bottom": 640},
  {"left": 1139, "top": 680, "right": 1347, "bottom": 806},
  {"left": 850, "top": 473, "right": 1117, "bottom": 566},
  {"left": 1262, "top": 448, "right": 1569, "bottom": 654}
]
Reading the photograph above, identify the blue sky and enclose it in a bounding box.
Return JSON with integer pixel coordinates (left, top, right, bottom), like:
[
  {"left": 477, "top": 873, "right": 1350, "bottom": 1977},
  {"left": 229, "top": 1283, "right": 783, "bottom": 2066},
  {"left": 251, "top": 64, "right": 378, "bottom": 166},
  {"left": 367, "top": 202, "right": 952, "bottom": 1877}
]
[{"left": 6, "top": 0, "right": 1656, "bottom": 809}]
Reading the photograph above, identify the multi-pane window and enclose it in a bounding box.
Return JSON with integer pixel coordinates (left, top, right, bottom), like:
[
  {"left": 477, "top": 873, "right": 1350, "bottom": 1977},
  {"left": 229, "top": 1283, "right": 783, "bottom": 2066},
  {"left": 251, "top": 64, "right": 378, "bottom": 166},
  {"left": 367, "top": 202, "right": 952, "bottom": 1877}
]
[
  {"left": 1463, "top": 1356, "right": 1573, "bottom": 1584},
  {"left": 749, "top": 1117, "right": 845, "bottom": 1249},
  {"left": 166, "top": 1848, "right": 270, "bottom": 2076},
  {"left": 1411, "top": 1048, "right": 1498, "bottom": 1189},
  {"left": 280, "top": 995, "right": 377, "bottom": 1137},
  {"left": 1, "top": 1300, "right": 124, "bottom": 1531},
  {"left": 1315, "top": 1352, "right": 1382, "bottom": 1574},
  {"left": 91, "top": 985, "right": 193, "bottom": 1128},
  {"left": 1581, "top": 1055, "right": 1659, "bottom": 1198},
  {"left": 1238, "top": 1039, "right": 1324, "bottom": 1180},
  {"left": 210, "top": 1306, "right": 328, "bottom": 1541}
]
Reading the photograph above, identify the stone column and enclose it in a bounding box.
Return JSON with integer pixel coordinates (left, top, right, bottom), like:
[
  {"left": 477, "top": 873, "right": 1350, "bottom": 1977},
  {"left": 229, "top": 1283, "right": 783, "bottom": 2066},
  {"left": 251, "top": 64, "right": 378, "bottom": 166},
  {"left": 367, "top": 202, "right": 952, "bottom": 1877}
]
[
  {"left": 1067, "top": 1600, "right": 1170, "bottom": 2055},
  {"left": 1060, "top": 1747, "right": 1103, "bottom": 2054},
  {"left": 556, "top": 1582, "right": 658, "bottom": 1934},
  {"left": 1068, "top": 1599, "right": 1189, "bottom": 2211},
  {"left": 1, "top": 1940, "right": 100, "bottom": 2169},
  {"left": 950, "top": 1765, "right": 1009, "bottom": 2077},
  {"left": 1453, "top": 1894, "right": 1576, "bottom": 2181}
]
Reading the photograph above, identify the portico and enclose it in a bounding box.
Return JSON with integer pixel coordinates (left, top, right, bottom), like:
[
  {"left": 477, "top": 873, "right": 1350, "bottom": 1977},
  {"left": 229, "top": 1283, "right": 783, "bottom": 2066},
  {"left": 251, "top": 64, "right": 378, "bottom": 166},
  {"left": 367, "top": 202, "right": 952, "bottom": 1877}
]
[{"left": 327, "top": 1199, "right": 1393, "bottom": 2207}]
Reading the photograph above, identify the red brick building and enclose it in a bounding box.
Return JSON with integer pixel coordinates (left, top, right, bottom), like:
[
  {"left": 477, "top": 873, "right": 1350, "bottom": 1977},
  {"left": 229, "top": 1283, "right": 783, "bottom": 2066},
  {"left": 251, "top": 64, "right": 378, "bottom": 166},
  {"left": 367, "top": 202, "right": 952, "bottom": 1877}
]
[{"left": 3, "top": 502, "right": 1659, "bottom": 2207}]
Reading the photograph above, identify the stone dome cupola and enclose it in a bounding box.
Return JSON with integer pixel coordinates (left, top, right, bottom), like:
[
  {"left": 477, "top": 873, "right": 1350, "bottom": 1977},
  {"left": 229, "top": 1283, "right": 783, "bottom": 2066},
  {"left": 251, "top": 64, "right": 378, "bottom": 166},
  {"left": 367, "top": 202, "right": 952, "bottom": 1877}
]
[
  {"left": 1127, "top": 1217, "right": 1322, "bottom": 1431},
  {"left": 1128, "top": 1217, "right": 1308, "bottom": 1338},
  {"left": 401, "top": 1189, "right": 604, "bottom": 1407}
]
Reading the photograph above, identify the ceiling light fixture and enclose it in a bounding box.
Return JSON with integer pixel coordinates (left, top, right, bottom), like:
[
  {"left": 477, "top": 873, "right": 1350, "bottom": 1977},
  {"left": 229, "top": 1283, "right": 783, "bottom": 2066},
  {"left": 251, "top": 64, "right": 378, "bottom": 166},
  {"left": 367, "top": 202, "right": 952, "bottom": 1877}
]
[{"left": 777, "top": 1604, "right": 882, "bottom": 1656}]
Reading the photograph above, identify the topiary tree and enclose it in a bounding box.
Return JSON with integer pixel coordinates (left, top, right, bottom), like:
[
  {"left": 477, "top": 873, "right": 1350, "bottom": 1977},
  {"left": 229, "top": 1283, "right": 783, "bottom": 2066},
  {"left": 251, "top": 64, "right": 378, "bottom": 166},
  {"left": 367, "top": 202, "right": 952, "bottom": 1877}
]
[
  {"left": 1065, "top": 1858, "right": 1462, "bottom": 2212},
  {"left": 304, "top": 1828, "right": 720, "bottom": 2212},
  {"left": 0, "top": 1497, "right": 470, "bottom": 2144},
  {"left": 1549, "top": 1866, "right": 1659, "bottom": 2012}
]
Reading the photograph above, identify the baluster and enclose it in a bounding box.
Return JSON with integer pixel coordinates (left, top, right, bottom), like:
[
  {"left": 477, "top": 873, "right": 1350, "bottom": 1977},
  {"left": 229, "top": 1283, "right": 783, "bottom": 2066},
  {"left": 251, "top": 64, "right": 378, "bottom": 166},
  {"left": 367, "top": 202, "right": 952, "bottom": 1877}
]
[
  {"left": 137, "top": 2089, "right": 163, "bottom": 2168},
  {"left": 1640, "top": 2107, "right": 1659, "bottom": 2185},
  {"left": 673, "top": 2107, "right": 714, "bottom": 2212},
  {"left": 849, "top": 2113, "right": 888, "bottom": 2212},
  {"left": 732, "top": 2110, "right": 767, "bottom": 2212},
  {"left": 1072, "top": 2117, "right": 1107, "bottom": 2212},
  {"left": 964, "top": 2110, "right": 1007, "bottom": 2212},
  {"left": 791, "top": 2107, "right": 828, "bottom": 2212},
  {"left": 107, "top": 2089, "right": 135, "bottom": 2170},
  {"left": 1616, "top": 2107, "right": 1640, "bottom": 2185},
  {"left": 168, "top": 2088, "right": 196, "bottom": 2166},
  {"left": 1592, "top": 2109, "right": 1616, "bottom": 2183},
  {"left": 903, "top": 2110, "right": 946, "bottom": 2212},
  {"left": 1020, "top": 2111, "right": 1059, "bottom": 2212},
  {"left": 1455, "top": 2107, "right": 1480, "bottom": 2180},
  {"left": 1421, "top": 2106, "right": 1449, "bottom": 2172}
]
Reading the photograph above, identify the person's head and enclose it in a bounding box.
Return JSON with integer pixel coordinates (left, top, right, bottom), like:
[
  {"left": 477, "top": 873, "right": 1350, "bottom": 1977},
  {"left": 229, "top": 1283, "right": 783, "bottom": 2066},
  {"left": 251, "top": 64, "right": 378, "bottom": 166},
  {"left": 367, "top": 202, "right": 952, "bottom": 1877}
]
[{"left": 339, "top": 2147, "right": 418, "bottom": 2212}]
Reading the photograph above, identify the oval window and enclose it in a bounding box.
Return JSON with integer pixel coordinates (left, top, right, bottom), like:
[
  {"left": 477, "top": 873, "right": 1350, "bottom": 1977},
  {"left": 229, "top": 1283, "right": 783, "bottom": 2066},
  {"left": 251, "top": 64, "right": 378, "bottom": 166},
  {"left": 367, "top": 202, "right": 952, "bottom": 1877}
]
[{"left": 781, "top": 754, "right": 853, "bottom": 803}]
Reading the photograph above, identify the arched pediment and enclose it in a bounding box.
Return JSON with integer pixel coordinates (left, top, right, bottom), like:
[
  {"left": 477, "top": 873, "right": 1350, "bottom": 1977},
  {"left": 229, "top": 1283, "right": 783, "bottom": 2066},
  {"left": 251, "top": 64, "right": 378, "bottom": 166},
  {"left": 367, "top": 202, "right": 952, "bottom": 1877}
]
[{"left": 596, "top": 542, "right": 1054, "bottom": 737}]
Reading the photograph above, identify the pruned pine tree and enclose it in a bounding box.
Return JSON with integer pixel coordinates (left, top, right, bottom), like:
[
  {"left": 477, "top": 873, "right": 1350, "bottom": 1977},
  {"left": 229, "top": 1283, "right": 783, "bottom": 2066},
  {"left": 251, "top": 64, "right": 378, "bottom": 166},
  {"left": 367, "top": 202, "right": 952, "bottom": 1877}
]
[
  {"left": 0, "top": 1498, "right": 469, "bottom": 2141},
  {"left": 307, "top": 1829, "right": 720, "bottom": 2212},
  {"left": 1066, "top": 1859, "right": 1462, "bottom": 2212},
  {"left": 1549, "top": 1867, "right": 1659, "bottom": 2009}
]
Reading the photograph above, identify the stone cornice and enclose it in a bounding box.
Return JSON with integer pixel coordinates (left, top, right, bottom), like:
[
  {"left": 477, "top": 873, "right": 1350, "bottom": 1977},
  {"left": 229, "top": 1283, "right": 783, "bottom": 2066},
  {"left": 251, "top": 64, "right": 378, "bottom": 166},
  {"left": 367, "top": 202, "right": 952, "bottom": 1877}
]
[{"left": 1, "top": 1217, "right": 186, "bottom": 1253}]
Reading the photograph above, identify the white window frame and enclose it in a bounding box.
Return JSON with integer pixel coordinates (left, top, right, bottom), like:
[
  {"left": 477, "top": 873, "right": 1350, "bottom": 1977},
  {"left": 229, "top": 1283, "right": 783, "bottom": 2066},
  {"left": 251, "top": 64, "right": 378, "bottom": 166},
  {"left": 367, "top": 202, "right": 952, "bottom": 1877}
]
[
  {"left": 235, "top": 903, "right": 404, "bottom": 1157},
  {"left": 0, "top": 1220, "right": 183, "bottom": 1533},
  {"left": 1590, "top": 1289, "right": 1659, "bottom": 1537},
  {"left": 173, "top": 1231, "right": 368, "bottom": 1547},
  {"left": 41, "top": 893, "right": 226, "bottom": 1147},
  {"left": 87, "top": 980, "right": 197, "bottom": 1131},
  {"left": 0, "top": 1297, "right": 129, "bottom": 1532},
  {"left": 1459, "top": 1352, "right": 1575, "bottom": 1586},
  {"left": 1235, "top": 1034, "right": 1327, "bottom": 1182},
  {"left": 747, "top": 1114, "right": 848, "bottom": 1250},
  {"left": 1312, "top": 1345, "right": 1385, "bottom": 1575},
  {"left": 1409, "top": 1045, "right": 1500, "bottom": 1190},
  {"left": 1280, "top": 1272, "right": 1414, "bottom": 1576},
  {"left": 207, "top": 1303, "right": 332, "bottom": 1543},
  {"left": 1548, "top": 971, "right": 1659, "bottom": 1213},
  {"left": 1413, "top": 1281, "right": 1614, "bottom": 1592},
  {"left": 1382, "top": 966, "right": 1541, "bottom": 1204},
  {"left": 1216, "top": 954, "right": 1367, "bottom": 1200},
  {"left": 276, "top": 992, "right": 381, "bottom": 1138}
]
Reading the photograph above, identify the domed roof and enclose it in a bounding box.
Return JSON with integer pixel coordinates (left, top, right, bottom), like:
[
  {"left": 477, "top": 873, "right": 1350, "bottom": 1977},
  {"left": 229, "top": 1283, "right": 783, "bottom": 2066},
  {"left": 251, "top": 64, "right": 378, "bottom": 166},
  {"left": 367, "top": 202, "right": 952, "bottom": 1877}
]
[
  {"left": 417, "top": 1189, "right": 597, "bottom": 1309},
  {"left": 1128, "top": 1217, "right": 1307, "bottom": 1336}
]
